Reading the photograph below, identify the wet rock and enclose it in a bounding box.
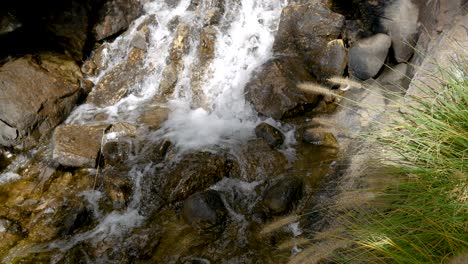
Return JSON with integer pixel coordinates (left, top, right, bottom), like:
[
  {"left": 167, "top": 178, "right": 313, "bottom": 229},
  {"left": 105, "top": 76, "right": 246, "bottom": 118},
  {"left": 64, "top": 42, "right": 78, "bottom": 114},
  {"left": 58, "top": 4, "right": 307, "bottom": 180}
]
[
  {"left": 204, "top": 8, "right": 222, "bottom": 26},
  {"left": 381, "top": 0, "right": 420, "bottom": 62},
  {"left": 245, "top": 56, "right": 319, "bottom": 119},
  {"left": 139, "top": 138, "right": 172, "bottom": 164},
  {"left": 165, "top": 152, "right": 230, "bottom": 202},
  {"left": 159, "top": 63, "right": 179, "bottom": 97},
  {"left": 236, "top": 139, "right": 289, "bottom": 182},
  {"left": 348, "top": 33, "right": 391, "bottom": 80},
  {"left": 273, "top": 2, "right": 344, "bottom": 69},
  {"left": 27, "top": 198, "right": 94, "bottom": 242},
  {"left": 182, "top": 190, "right": 227, "bottom": 230},
  {"left": 124, "top": 227, "right": 161, "bottom": 260},
  {"left": 317, "top": 39, "right": 348, "bottom": 78},
  {"left": 94, "top": 0, "right": 143, "bottom": 41},
  {"left": 255, "top": 123, "right": 285, "bottom": 148},
  {"left": 0, "top": 217, "right": 26, "bottom": 252},
  {"left": 137, "top": 105, "right": 170, "bottom": 129},
  {"left": 52, "top": 124, "right": 109, "bottom": 168},
  {"left": 302, "top": 128, "right": 338, "bottom": 148},
  {"left": 86, "top": 48, "right": 148, "bottom": 107},
  {"left": 170, "top": 23, "right": 191, "bottom": 64},
  {"left": 102, "top": 167, "right": 133, "bottom": 209},
  {"left": 102, "top": 138, "right": 132, "bottom": 167},
  {"left": 0, "top": 55, "right": 82, "bottom": 149},
  {"left": 198, "top": 26, "right": 217, "bottom": 64},
  {"left": 263, "top": 177, "right": 303, "bottom": 215}
]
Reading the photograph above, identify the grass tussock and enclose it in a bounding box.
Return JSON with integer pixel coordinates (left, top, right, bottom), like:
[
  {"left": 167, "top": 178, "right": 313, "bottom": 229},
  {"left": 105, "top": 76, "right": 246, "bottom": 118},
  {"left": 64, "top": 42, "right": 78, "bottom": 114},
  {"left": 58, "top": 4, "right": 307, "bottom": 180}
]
[{"left": 334, "top": 64, "right": 468, "bottom": 263}]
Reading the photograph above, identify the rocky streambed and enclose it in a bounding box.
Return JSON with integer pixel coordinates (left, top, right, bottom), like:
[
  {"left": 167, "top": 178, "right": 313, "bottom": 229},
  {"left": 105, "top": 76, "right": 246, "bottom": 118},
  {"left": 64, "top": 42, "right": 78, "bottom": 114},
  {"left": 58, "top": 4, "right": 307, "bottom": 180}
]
[{"left": 1, "top": 0, "right": 466, "bottom": 263}]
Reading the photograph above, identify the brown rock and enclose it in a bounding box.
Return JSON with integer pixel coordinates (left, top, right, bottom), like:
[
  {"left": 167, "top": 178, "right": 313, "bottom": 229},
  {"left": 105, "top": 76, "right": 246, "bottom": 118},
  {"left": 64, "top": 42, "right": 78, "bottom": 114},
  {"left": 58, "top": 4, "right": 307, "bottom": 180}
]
[
  {"left": 52, "top": 124, "right": 110, "bottom": 168},
  {"left": 0, "top": 55, "right": 82, "bottom": 148},
  {"left": 86, "top": 48, "right": 148, "bottom": 107},
  {"left": 137, "top": 105, "right": 170, "bottom": 129},
  {"left": 273, "top": 2, "right": 345, "bottom": 69},
  {"left": 94, "top": 0, "right": 143, "bottom": 41}
]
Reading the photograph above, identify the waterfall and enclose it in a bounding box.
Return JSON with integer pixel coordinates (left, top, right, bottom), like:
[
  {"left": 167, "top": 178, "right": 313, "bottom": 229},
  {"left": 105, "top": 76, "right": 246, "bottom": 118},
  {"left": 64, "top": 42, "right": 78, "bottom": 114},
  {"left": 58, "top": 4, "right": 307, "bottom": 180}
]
[{"left": 66, "top": 0, "right": 288, "bottom": 151}]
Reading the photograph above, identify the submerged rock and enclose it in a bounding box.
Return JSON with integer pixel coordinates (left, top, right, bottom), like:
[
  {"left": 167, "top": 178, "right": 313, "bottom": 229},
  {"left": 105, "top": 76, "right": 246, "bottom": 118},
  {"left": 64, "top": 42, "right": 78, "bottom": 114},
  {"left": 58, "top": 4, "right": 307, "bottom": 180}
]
[
  {"left": 182, "top": 190, "right": 227, "bottom": 230},
  {"left": 52, "top": 124, "right": 109, "bottom": 168},
  {"left": 255, "top": 123, "right": 285, "bottom": 148},
  {"left": 302, "top": 128, "right": 338, "bottom": 148},
  {"left": 0, "top": 55, "right": 83, "bottom": 149},
  {"left": 263, "top": 177, "right": 303, "bottom": 215},
  {"left": 348, "top": 33, "right": 391, "bottom": 80},
  {"left": 245, "top": 56, "right": 319, "bottom": 119}
]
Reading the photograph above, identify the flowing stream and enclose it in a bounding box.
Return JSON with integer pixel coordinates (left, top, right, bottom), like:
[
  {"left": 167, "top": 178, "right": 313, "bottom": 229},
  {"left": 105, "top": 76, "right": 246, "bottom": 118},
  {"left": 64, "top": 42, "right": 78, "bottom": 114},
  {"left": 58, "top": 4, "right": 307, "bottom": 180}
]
[{"left": 0, "top": 0, "right": 339, "bottom": 262}]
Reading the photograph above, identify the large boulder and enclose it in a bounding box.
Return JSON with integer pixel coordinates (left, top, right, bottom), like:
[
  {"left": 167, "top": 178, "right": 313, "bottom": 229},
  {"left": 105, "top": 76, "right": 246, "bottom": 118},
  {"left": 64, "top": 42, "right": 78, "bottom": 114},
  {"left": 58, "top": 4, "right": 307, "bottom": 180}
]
[
  {"left": 141, "top": 152, "right": 234, "bottom": 214},
  {"left": 273, "top": 2, "right": 345, "bottom": 72},
  {"left": 0, "top": 55, "right": 83, "bottom": 148},
  {"left": 52, "top": 124, "right": 109, "bottom": 168},
  {"left": 94, "top": 0, "right": 143, "bottom": 41},
  {"left": 245, "top": 56, "right": 319, "bottom": 119},
  {"left": 348, "top": 33, "right": 391, "bottom": 80}
]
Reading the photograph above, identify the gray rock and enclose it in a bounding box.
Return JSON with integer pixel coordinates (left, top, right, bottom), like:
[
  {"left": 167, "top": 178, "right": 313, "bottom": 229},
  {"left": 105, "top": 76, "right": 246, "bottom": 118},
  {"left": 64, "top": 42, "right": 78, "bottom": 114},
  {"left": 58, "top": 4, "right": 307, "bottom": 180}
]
[
  {"left": 245, "top": 56, "right": 319, "bottom": 119},
  {"left": 255, "top": 123, "right": 285, "bottom": 148},
  {"left": 0, "top": 55, "right": 82, "bottom": 149},
  {"left": 182, "top": 190, "right": 227, "bottom": 230},
  {"left": 94, "top": 0, "right": 143, "bottom": 41},
  {"left": 263, "top": 177, "right": 303, "bottom": 215},
  {"left": 377, "top": 63, "right": 410, "bottom": 92},
  {"left": 381, "top": 0, "right": 420, "bottom": 62},
  {"left": 52, "top": 124, "right": 109, "bottom": 168},
  {"left": 349, "top": 33, "right": 392, "bottom": 80}
]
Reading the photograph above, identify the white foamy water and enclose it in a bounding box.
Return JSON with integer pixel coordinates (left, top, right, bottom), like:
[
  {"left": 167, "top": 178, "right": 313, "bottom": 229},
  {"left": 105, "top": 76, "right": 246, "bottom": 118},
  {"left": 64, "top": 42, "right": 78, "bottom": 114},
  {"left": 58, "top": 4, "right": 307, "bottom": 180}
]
[{"left": 66, "top": 0, "right": 288, "bottom": 151}]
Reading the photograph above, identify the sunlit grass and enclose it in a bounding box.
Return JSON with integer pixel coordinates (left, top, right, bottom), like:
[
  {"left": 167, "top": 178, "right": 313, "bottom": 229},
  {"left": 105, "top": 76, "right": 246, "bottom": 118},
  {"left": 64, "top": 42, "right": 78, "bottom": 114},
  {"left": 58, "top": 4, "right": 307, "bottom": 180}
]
[{"left": 333, "top": 62, "right": 468, "bottom": 263}]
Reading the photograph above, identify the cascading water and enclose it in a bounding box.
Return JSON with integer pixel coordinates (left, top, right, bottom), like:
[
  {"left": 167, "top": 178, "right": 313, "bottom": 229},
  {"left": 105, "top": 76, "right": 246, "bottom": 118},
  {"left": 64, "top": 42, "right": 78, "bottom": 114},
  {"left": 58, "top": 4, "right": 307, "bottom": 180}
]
[
  {"left": 1, "top": 0, "right": 294, "bottom": 262},
  {"left": 0, "top": 0, "right": 341, "bottom": 262},
  {"left": 67, "top": 0, "right": 288, "bottom": 151}
]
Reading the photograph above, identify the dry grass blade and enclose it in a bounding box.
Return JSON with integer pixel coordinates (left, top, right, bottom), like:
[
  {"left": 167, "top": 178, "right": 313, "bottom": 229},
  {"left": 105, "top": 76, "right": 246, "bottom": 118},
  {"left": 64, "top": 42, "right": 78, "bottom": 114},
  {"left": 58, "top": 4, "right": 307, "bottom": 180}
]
[
  {"left": 328, "top": 76, "right": 363, "bottom": 89},
  {"left": 260, "top": 215, "right": 299, "bottom": 235},
  {"left": 298, "top": 83, "right": 336, "bottom": 97}
]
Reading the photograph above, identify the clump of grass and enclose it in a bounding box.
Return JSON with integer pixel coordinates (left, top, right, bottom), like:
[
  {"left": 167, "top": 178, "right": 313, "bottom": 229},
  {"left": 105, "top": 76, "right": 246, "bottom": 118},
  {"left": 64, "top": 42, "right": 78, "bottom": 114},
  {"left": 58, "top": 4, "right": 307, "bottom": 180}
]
[{"left": 335, "top": 65, "right": 468, "bottom": 263}]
